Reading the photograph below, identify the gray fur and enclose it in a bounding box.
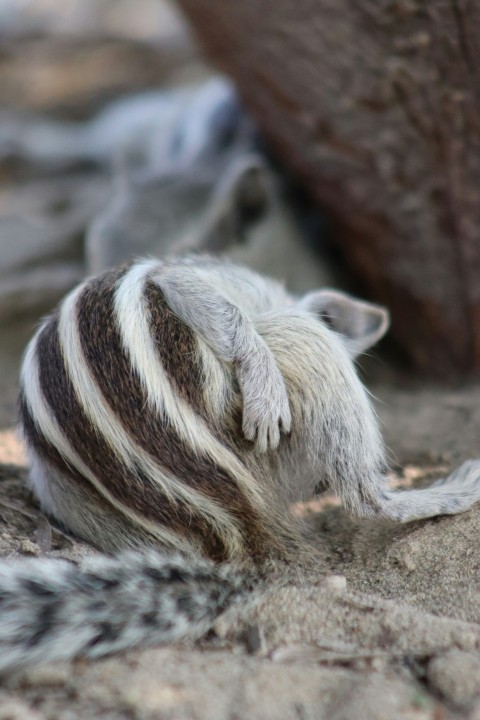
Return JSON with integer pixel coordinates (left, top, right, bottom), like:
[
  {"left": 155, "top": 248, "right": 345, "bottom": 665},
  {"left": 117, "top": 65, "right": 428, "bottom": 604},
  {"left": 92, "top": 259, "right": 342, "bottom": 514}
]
[
  {"left": 154, "top": 258, "right": 292, "bottom": 451},
  {"left": 0, "top": 552, "right": 243, "bottom": 673},
  {"left": 3, "top": 256, "right": 480, "bottom": 673}
]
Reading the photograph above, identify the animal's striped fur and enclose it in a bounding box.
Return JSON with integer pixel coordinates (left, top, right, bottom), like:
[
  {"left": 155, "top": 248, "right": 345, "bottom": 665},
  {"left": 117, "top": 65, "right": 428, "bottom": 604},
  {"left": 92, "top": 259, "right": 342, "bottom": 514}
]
[
  {"left": 2, "top": 255, "right": 480, "bottom": 672},
  {"left": 20, "top": 260, "right": 291, "bottom": 565}
]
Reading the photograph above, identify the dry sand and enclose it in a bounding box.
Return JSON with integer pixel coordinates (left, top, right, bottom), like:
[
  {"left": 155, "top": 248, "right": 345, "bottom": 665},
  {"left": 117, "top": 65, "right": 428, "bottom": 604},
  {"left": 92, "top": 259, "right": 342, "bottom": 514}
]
[{"left": 0, "top": 318, "right": 480, "bottom": 720}]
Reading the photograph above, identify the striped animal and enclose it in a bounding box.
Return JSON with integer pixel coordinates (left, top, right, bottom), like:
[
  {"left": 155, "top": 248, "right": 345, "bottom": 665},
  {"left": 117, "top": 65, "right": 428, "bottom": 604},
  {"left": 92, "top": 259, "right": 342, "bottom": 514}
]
[{"left": 1, "top": 256, "right": 480, "bottom": 672}]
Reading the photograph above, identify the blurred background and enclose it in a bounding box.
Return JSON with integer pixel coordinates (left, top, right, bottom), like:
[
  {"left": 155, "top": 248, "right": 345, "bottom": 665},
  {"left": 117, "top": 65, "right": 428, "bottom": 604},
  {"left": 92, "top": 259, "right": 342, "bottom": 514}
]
[
  {"left": 0, "top": 0, "right": 343, "bottom": 429},
  {"left": 0, "top": 1, "right": 195, "bottom": 425}
]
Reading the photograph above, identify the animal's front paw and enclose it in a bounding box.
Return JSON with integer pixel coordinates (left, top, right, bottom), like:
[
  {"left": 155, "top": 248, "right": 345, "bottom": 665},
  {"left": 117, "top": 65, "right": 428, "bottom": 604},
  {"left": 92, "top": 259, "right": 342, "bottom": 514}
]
[{"left": 240, "top": 363, "right": 291, "bottom": 453}]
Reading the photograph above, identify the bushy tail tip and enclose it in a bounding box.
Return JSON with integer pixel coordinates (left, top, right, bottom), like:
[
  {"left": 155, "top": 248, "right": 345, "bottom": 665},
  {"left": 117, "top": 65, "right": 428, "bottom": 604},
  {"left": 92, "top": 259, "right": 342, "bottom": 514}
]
[{"left": 0, "top": 550, "right": 244, "bottom": 674}]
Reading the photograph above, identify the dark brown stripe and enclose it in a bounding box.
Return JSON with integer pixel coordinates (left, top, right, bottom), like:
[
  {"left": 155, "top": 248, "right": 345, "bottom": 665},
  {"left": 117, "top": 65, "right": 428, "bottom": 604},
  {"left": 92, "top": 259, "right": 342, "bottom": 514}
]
[
  {"left": 144, "top": 279, "right": 206, "bottom": 416},
  {"left": 18, "top": 391, "right": 148, "bottom": 536},
  {"left": 24, "top": 314, "right": 228, "bottom": 561},
  {"left": 76, "top": 268, "right": 273, "bottom": 558},
  {"left": 145, "top": 279, "right": 248, "bottom": 456}
]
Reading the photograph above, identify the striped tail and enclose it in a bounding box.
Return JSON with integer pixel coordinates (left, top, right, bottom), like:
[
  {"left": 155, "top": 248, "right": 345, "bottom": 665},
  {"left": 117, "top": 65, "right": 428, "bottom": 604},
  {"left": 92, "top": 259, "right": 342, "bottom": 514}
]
[{"left": 0, "top": 551, "right": 245, "bottom": 673}]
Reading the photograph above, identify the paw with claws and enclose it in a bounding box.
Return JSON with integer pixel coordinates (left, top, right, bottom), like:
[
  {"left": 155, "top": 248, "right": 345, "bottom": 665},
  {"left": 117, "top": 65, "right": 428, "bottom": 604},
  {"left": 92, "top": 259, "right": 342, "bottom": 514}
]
[{"left": 237, "top": 353, "right": 291, "bottom": 453}]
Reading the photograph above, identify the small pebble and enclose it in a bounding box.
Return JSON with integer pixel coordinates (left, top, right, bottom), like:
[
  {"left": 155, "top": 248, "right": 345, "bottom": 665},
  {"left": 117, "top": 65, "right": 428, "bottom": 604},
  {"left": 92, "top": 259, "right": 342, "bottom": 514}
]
[
  {"left": 427, "top": 649, "right": 480, "bottom": 709},
  {"left": 18, "top": 539, "right": 40, "bottom": 557},
  {"left": 0, "top": 694, "right": 44, "bottom": 720},
  {"left": 322, "top": 575, "right": 347, "bottom": 592}
]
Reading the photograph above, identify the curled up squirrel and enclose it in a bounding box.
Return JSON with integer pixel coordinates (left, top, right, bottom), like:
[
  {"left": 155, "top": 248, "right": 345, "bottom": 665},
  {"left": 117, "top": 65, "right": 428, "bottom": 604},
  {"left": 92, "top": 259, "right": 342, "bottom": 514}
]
[{"left": 1, "top": 255, "right": 480, "bottom": 672}]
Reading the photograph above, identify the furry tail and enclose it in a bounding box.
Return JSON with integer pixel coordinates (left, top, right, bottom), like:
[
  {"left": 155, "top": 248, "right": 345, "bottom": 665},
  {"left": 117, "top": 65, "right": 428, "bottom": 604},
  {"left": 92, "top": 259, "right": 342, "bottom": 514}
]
[
  {"left": 0, "top": 551, "right": 245, "bottom": 673},
  {"left": 377, "top": 460, "right": 480, "bottom": 522}
]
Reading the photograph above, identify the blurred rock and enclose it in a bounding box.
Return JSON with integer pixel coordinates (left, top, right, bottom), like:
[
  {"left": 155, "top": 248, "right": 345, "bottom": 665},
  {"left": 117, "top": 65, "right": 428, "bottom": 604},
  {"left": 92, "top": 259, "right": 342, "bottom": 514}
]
[
  {"left": 0, "top": 1, "right": 197, "bottom": 117},
  {"left": 0, "top": 0, "right": 188, "bottom": 45},
  {"left": 0, "top": 37, "right": 202, "bottom": 117},
  {"left": 0, "top": 174, "right": 108, "bottom": 322},
  {"left": 0, "top": 264, "right": 83, "bottom": 322},
  {"left": 0, "top": 78, "right": 246, "bottom": 172},
  {"left": 87, "top": 153, "right": 334, "bottom": 293},
  {"left": 83, "top": 78, "right": 335, "bottom": 292},
  {"left": 0, "top": 0, "right": 188, "bottom": 42},
  {"left": 427, "top": 650, "right": 480, "bottom": 709}
]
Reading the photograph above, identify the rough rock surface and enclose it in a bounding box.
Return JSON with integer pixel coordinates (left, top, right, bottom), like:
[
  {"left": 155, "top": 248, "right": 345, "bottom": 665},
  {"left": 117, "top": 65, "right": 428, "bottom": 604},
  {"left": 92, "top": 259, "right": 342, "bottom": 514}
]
[{"left": 177, "top": 0, "right": 480, "bottom": 378}]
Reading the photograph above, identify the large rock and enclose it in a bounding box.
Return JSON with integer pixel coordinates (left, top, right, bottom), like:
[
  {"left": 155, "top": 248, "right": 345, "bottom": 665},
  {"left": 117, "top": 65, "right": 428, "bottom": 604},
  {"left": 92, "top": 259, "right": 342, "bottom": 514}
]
[{"left": 176, "top": 0, "right": 480, "bottom": 377}]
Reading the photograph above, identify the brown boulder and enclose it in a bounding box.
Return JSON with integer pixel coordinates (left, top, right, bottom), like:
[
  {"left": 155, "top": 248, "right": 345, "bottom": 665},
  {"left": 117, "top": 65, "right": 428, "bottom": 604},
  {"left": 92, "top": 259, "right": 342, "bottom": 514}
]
[{"left": 177, "top": 0, "right": 480, "bottom": 377}]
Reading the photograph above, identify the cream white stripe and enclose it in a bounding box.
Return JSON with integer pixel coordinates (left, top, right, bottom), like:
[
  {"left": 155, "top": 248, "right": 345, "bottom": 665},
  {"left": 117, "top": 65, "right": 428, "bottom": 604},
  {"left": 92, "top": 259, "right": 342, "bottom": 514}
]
[
  {"left": 57, "top": 278, "right": 243, "bottom": 552},
  {"left": 20, "top": 328, "right": 189, "bottom": 553},
  {"left": 115, "top": 260, "right": 266, "bottom": 510}
]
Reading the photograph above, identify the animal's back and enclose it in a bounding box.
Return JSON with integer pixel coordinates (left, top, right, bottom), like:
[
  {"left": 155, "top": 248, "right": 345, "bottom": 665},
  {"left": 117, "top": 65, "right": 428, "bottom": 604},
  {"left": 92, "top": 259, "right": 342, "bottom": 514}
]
[{"left": 19, "top": 259, "right": 291, "bottom": 565}]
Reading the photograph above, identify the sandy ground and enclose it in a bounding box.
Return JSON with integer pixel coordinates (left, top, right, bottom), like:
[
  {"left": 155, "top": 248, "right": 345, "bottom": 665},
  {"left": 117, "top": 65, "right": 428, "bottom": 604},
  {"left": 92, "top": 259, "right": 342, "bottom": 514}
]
[{"left": 1, "top": 314, "right": 480, "bottom": 720}]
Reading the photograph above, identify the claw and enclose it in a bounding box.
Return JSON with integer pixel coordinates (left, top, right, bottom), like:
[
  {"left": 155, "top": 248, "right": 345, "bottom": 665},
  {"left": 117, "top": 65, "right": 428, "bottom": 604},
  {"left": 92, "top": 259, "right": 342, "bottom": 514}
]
[
  {"left": 239, "top": 361, "right": 291, "bottom": 452},
  {"left": 256, "top": 429, "right": 268, "bottom": 454},
  {"left": 280, "top": 409, "right": 292, "bottom": 434},
  {"left": 243, "top": 421, "right": 256, "bottom": 442},
  {"left": 269, "top": 423, "right": 280, "bottom": 450}
]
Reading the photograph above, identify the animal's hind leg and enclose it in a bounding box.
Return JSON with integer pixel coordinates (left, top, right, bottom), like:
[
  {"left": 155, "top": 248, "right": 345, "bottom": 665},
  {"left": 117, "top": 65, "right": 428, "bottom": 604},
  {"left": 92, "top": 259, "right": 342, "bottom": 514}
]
[
  {"left": 326, "top": 424, "right": 480, "bottom": 523},
  {"left": 256, "top": 309, "right": 480, "bottom": 523},
  {"left": 27, "top": 452, "right": 161, "bottom": 552},
  {"left": 333, "top": 443, "right": 480, "bottom": 523}
]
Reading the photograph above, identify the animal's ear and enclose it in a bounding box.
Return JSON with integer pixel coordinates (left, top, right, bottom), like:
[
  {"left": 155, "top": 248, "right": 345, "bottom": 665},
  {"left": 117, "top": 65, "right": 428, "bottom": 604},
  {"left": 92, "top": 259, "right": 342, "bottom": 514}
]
[{"left": 300, "top": 289, "right": 390, "bottom": 357}]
